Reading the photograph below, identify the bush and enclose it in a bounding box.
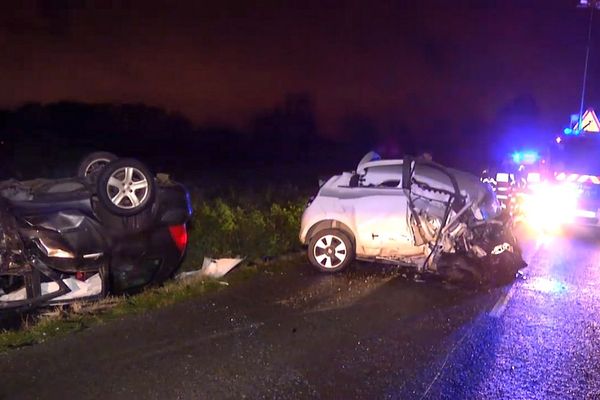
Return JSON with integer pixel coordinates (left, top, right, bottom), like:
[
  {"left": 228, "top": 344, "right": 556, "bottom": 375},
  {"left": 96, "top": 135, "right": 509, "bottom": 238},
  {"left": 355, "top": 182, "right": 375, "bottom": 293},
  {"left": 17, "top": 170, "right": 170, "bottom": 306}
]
[{"left": 181, "top": 187, "right": 307, "bottom": 271}]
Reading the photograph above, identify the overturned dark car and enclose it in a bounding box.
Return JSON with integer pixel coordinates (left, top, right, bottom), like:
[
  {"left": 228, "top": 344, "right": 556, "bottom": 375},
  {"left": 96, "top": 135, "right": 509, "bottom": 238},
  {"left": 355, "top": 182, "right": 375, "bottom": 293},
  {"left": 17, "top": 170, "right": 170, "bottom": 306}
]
[{"left": 0, "top": 152, "right": 191, "bottom": 309}]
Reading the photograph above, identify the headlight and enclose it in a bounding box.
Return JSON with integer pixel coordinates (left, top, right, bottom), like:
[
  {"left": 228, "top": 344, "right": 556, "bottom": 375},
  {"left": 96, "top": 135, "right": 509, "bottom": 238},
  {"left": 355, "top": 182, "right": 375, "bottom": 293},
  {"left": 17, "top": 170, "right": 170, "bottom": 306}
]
[
  {"left": 36, "top": 237, "right": 75, "bottom": 259},
  {"left": 520, "top": 182, "right": 581, "bottom": 231}
]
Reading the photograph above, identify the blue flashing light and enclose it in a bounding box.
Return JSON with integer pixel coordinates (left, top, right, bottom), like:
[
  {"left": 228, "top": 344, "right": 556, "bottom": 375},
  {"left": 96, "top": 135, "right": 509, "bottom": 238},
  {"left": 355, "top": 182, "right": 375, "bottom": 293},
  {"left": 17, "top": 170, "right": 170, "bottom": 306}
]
[
  {"left": 564, "top": 128, "right": 583, "bottom": 135},
  {"left": 512, "top": 150, "right": 539, "bottom": 164}
]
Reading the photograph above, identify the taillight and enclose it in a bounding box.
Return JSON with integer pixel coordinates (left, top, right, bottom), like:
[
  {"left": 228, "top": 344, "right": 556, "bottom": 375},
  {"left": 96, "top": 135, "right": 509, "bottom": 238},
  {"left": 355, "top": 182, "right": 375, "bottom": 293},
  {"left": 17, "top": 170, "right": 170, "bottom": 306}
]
[{"left": 168, "top": 224, "right": 188, "bottom": 253}]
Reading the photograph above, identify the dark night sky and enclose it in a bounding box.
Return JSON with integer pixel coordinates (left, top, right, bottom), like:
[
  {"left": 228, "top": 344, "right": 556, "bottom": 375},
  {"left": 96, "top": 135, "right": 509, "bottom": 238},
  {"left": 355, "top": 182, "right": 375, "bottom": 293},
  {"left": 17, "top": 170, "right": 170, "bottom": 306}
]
[{"left": 0, "top": 0, "right": 597, "bottom": 139}]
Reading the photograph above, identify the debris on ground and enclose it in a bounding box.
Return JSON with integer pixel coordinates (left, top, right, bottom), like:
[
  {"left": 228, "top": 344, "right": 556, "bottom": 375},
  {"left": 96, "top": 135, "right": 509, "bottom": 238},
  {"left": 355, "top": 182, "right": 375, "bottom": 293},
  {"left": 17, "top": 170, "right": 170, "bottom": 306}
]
[
  {"left": 0, "top": 274, "right": 102, "bottom": 302},
  {"left": 176, "top": 257, "right": 245, "bottom": 280}
]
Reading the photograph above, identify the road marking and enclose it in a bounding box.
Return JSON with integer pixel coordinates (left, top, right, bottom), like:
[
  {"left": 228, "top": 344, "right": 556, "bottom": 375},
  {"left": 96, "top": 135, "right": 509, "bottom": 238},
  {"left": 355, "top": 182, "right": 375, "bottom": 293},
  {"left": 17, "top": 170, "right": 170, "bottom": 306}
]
[
  {"left": 418, "top": 280, "right": 521, "bottom": 398},
  {"left": 489, "top": 283, "right": 517, "bottom": 318},
  {"left": 419, "top": 327, "right": 472, "bottom": 400}
]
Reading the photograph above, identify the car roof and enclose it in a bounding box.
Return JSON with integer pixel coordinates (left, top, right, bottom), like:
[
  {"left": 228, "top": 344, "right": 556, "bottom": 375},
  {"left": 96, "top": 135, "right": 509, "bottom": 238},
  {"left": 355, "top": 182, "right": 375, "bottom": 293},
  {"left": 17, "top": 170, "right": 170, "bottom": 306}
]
[{"left": 357, "top": 151, "right": 404, "bottom": 173}]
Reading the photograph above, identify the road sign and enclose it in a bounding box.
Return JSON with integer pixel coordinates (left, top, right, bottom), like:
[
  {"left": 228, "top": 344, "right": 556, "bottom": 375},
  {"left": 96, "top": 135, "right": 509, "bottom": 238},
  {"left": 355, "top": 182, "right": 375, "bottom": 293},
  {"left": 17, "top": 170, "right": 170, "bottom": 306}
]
[{"left": 574, "top": 108, "right": 600, "bottom": 132}]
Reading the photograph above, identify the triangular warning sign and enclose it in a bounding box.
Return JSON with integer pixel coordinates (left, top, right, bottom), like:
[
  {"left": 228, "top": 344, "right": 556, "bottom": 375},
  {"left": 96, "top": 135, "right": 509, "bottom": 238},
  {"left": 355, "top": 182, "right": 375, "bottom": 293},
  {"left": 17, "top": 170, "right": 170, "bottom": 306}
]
[{"left": 574, "top": 108, "right": 600, "bottom": 132}]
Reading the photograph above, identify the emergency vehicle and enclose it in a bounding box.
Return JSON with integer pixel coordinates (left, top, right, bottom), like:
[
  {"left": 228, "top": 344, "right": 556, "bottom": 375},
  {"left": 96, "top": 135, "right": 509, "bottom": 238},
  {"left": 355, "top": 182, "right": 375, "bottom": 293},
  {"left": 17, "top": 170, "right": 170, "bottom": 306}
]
[{"left": 487, "top": 108, "right": 600, "bottom": 230}]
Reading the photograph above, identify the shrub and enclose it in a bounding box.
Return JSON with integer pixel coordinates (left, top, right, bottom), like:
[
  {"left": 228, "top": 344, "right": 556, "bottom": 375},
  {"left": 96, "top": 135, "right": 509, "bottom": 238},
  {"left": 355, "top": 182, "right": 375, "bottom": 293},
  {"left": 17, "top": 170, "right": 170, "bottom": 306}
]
[{"left": 181, "top": 187, "right": 307, "bottom": 271}]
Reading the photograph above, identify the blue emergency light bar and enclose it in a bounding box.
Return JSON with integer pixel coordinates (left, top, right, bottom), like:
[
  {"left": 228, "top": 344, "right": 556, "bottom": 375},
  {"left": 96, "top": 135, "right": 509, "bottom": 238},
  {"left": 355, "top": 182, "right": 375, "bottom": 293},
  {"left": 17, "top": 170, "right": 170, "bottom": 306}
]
[
  {"left": 512, "top": 151, "right": 539, "bottom": 164},
  {"left": 563, "top": 128, "right": 581, "bottom": 135}
]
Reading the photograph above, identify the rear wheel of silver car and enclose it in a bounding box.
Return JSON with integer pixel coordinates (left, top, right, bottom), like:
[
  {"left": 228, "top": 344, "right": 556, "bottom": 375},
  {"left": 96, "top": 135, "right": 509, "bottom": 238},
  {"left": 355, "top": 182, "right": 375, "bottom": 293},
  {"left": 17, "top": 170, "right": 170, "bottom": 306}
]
[{"left": 308, "top": 229, "right": 354, "bottom": 273}]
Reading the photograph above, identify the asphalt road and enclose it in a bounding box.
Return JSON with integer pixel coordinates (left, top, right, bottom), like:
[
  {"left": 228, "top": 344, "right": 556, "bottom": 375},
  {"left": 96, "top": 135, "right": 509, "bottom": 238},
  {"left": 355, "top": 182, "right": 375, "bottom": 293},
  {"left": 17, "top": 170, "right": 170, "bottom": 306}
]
[{"left": 1, "top": 230, "right": 600, "bottom": 399}]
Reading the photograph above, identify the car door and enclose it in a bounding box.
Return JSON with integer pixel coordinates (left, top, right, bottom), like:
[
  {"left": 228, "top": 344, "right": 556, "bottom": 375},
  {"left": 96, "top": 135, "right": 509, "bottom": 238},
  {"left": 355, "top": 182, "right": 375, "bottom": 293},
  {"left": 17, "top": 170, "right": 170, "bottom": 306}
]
[{"left": 346, "top": 165, "right": 415, "bottom": 257}]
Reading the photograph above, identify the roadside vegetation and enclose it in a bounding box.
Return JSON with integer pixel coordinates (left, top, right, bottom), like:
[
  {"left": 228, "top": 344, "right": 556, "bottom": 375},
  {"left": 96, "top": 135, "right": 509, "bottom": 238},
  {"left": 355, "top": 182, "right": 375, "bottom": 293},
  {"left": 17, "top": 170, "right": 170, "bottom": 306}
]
[
  {"left": 182, "top": 185, "right": 307, "bottom": 270},
  {"left": 0, "top": 186, "right": 309, "bottom": 352}
]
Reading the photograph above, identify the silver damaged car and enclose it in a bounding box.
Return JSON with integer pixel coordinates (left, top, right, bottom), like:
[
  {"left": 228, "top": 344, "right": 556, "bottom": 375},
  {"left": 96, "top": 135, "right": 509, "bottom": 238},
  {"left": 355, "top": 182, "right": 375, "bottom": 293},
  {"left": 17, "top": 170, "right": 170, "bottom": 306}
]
[{"left": 299, "top": 152, "right": 526, "bottom": 285}]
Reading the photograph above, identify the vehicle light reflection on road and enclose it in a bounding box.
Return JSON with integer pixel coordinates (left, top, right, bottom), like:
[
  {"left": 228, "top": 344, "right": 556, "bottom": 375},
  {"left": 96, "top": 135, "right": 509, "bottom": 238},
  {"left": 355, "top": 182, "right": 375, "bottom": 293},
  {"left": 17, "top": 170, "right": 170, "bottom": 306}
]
[
  {"left": 533, "top": 232, "right": 554, "bottom": 250},
  {"left": 524, "top": 276, "right": 568, "bottom": 295},
  {"left": 516, "top": 231, "right": 568, "bottom": 296}
]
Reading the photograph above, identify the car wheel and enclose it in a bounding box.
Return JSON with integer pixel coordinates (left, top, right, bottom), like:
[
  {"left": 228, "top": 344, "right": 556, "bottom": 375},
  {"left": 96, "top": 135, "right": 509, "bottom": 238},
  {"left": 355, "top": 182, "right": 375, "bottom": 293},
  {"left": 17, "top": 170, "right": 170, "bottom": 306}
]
[
  {"left": 440, "top": 254, "right": 485, "bottom": 288},
  {"left": 489, "top": 251, "right": 524, "bottom": 286},
  {"left": 92, "top": 198, "right": 156, "bottom": 233},
  {"left": 77, "top": 151, "right": 118, "bottom": 178},
  {"left": 307, "top": 229, "right": 354, "bottom": 273},
  {"left": 97, "top": 158, "right": 156, "bottom": 216}
]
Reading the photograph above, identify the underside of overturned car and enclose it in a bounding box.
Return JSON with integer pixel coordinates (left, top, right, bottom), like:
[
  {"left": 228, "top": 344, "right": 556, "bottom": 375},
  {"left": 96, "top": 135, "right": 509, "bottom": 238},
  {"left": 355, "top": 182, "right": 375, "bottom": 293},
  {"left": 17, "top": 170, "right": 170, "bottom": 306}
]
[
  {"left": 300, "top": 152, "right": 526, "bottom": 285},
  {"left": 0, "top": 152, "right": 191, "bottom": 310}
]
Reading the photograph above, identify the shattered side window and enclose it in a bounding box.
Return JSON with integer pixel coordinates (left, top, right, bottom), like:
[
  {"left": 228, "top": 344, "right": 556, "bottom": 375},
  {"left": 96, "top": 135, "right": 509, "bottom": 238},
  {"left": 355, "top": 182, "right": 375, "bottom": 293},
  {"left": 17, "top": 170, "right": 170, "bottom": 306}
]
[{"left": 360, "top": 165, "right": 403, "bottom": 188}]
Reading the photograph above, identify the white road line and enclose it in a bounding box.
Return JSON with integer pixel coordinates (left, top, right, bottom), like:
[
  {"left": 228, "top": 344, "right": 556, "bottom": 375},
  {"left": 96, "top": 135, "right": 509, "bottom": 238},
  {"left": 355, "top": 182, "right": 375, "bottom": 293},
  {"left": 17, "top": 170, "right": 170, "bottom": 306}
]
[
  {"left": 419, "top": 278, "right": 520, "bottom": 397},
  {"left": 489, "top": 283, "right": 517, "bottom": 318},
  {"left": 418, "top": 327, "right": 472, "bottom": 400}
]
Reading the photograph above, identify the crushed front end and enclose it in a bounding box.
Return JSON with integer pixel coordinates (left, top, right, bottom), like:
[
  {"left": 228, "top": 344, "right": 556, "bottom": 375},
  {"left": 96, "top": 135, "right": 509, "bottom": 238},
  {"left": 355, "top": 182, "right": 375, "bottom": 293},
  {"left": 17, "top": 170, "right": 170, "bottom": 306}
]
[{"left": 408, "top": 159, "right": 526, "bottom": 285}]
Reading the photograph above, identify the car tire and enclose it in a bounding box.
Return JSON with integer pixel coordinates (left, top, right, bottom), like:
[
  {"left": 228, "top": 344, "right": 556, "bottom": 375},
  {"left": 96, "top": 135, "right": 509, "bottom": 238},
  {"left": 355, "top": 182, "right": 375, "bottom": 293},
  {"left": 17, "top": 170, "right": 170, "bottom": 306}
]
[
  {"left": 97, "top": 158, "right": 156, "bottom": 216},
  {"left": 440, "top": 254, "right": 485, "bottom": 288},
  {"left": 92, "top": 199, "right": 156, "bottom": 233},
  {"left": 489, "top": 251, "right": 524, "bottom": 286},
  {"left": 77, "top": 151, "right": 118, "bottom": 178},
  {"left": 307, "top": 229, "right": 354, "bottom": 273}
]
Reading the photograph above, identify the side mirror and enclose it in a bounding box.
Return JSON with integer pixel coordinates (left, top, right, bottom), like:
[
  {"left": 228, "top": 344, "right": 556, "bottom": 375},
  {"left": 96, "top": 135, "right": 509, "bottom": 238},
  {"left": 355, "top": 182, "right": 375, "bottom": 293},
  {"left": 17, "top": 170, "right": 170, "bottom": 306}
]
[{"left": 402, "top": 157, "right": 413, "bottom": 190}]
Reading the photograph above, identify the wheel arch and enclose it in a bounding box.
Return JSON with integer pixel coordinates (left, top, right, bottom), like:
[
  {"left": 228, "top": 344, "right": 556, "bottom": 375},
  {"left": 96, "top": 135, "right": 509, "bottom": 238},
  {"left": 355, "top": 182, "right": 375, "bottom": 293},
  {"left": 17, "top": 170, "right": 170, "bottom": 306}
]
[{"left": 305, "top": 219, "right": 355, "bottom": 244}]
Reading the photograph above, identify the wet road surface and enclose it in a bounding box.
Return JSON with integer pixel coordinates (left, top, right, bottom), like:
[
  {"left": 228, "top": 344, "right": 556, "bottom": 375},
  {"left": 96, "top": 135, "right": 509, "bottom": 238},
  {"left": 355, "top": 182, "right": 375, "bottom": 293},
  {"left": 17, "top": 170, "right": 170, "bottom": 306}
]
[{"left": 1, "top": 231, "right": 600, "bottom": 399}]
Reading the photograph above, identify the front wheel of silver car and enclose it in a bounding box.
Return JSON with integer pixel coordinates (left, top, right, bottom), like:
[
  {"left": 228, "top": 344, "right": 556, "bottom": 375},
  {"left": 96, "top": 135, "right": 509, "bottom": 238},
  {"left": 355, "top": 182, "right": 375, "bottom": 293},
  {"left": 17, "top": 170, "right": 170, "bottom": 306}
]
[
  {"left": 439, "top": 254, "right": 485, "bottom": 288},
  {"left": 307, "top": 229, "right": 354, "bottom": 273}
]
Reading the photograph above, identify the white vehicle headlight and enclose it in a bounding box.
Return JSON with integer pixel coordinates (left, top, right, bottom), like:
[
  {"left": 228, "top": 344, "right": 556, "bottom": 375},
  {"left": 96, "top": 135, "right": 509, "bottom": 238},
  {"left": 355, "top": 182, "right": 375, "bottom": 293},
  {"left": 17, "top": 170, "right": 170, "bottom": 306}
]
[{"left": 521, "top": 182, "right": 581, "bottom": 231}]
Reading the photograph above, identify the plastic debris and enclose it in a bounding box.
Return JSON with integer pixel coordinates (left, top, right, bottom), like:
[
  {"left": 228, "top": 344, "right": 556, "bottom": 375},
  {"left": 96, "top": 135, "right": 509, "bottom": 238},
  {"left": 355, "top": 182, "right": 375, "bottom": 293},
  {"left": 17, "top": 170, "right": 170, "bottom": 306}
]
[
  {"left": 201, "top": 257, "right": 244, "bottom": 278},
  {"left": 0, "top": 273, "right": 102, "bottom": 302},
  {"left": 176, "top": 257, "right": 244, "bottom": 280}
]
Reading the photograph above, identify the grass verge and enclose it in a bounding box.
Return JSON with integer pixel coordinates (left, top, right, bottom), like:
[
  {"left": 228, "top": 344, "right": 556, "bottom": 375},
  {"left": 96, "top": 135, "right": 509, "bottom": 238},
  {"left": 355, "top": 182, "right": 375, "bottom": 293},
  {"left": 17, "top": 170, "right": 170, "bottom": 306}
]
[
  {"left": 0, "top": 253, "right": 304, "bottom": 353},
  {"left": 0, "top": 185, "right": 309, "bottom": 352}
]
